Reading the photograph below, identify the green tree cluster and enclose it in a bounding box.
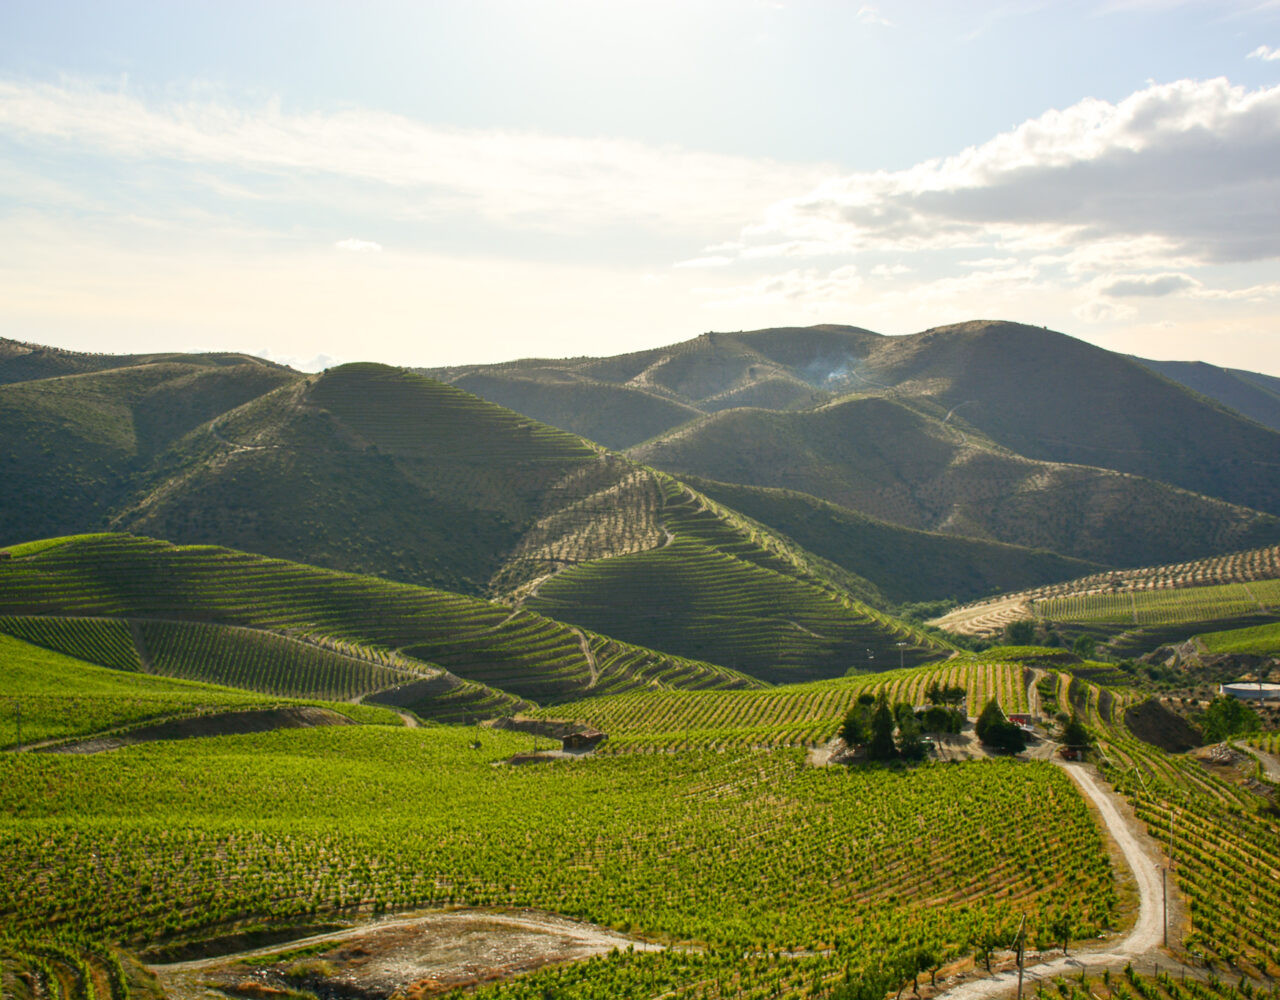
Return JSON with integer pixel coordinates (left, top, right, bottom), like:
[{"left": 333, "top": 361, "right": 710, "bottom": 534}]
[
  {"left": 839, "top": 691, "right": 928, "bottom": 761},
  {"left": 1201, "top": 695, "right": 1260, "bottom": 742},
  {"left": 974, "top": 697, "right": 1026, "bottom": 753}
]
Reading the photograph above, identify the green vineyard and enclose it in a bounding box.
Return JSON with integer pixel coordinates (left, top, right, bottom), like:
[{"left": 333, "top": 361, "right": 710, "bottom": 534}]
[
  {"left": 0, "top": 534, "right": 755, "bottom": 705},
  {"left": 527, "top": 657, "right": 1035, "bottom": 752},
  {"left": 527, "top": 479, "right": 945, "bottom": 683},
  {"left": 1033, "top": 579, "right": 1280, "bottom": 627},
  {"left": 0, "top": 725, "right": 1119, "bottom": 989}
]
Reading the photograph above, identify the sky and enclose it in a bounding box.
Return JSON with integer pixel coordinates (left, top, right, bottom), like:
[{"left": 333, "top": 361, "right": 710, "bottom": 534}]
[{"left": 2, "top": 1, "right": 1280, "bottom": 373}]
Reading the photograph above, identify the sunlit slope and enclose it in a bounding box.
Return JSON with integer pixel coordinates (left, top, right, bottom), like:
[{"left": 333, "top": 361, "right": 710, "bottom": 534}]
[
  {"left": 112, "top": 364, "right": 621, "bottom": 593},
  {"left": 630, "top": 393, "right": 1280, "bottom": 567},
  {"left": 0, "top": 358, "right": 299, "bottom": 546},
  {"left": 525, "top": 477, "right": 947, "bottom": 682},
  {"left": 529, "top": 655, "right": 1034, "bottom": 752},
  {"left": 444, "top": 370, "right": 704, "bottom": 450},
  {"left": 423, "top": 325, "right": 885, "bottom": 446},
  {"left": 932, "top": 541, "right": 1280, "bottom": 659},
  {"left": 684, "top": 475, "right": 1100, "bottom": 604},
  {"left": 862, "top": 320, "right": 1280, "bottom": 515},
  {"left": 0, "top": 534, "right": 756, "bottom": 707},
  {"left": 0, "top": 336, "right": 293, "bottom": 387}
]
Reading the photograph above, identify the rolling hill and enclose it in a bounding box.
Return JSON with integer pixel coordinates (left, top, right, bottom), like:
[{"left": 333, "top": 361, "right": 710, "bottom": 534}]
[
  {"left": 0, "top": 533, "right": 761, "bottom": 712},
  {"left": 1135, "top": 356, "right": 1280, "bottom": 434},
  {"left": 629, "top": 393, "right": 1280, "bottom": 567}
]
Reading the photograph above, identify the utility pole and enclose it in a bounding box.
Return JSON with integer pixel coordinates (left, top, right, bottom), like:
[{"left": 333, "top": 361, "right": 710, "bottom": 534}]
[
  {"left": 897, "top": 641, "right": 905, "bottom": 670},
  {"left": 1015, "top": 914, "right": 1026, "bottom": 1000},
  {"left": 1162, "top": 867, "right": 1168, "bottom": 948},
  {"left": 13, "top": 700, "right": 19, "bottom": 751}
]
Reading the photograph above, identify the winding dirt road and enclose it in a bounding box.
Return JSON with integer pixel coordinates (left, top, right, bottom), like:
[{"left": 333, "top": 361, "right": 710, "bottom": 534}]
[{"left": 936, "top": 762, "right": 1169, "bottom": 1000}]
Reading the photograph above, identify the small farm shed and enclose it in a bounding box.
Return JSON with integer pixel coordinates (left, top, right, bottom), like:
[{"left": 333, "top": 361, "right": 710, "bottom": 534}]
[
  {"left": 1008, "top": 713, "right": 1033, "bottom": 728},
  {"left": 561, "top": 729, "right": 607, "bottom": 751},
  {"left": 0, "top": 550, "right": 11, "bottom": 561}
]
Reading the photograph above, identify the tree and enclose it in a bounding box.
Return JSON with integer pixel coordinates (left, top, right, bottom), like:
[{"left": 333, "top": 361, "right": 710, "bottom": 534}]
[
  {"left": 976, "top": 697, "right": 1026, "bottom": 753},
  {"left": 1003, "top": 619, "right": 1035, "bottom": 646},
  {"left": 1071, "top": 634, "right": 1097, "bottom": 658},
  {"left": 1059, "top": 713, "right": 1091, "bottom": 749},
  {"left": 921, "top": 705, "right": 960, "bottom": 734},
  {"left": 897, "top": 713, "right": 927, "bottom": 760},
  {"left": 867, "top": 691, "right": 898, "bottom": 761},
  {"left": 1201, "top": 695, "right": 1260, "bottom": 742},
  {"left": 840, "top": 702, "right": 872, "bottom": 746},
  {"left": 975, "top": 697, "right": 1004, "bottom": 742}
]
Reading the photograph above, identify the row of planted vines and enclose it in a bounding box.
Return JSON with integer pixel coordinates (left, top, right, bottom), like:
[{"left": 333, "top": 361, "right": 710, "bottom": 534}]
[
  {"left": 0, "top": 534, "right": 751, "bottom": 704},
  {"left": 529, "top": 658, "right": 1032, "bottom": 752},
  {"left": 0, "top": 726, "right": 1118, "bottom": 994},
  {"left": 1097, "top": 724, "right": 1280, "bottom": 979},
  {"left": 1034, "top": 579, "right": 1280, "bottom": 627}
]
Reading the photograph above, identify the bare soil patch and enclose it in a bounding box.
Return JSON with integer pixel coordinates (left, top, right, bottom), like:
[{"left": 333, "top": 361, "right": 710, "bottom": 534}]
[
  {"left": 1122, "top": 699, "right": 1202, "bottom": 754},
  {"left": 151, "top": 909, "right": 660, "bottom": 1000}
]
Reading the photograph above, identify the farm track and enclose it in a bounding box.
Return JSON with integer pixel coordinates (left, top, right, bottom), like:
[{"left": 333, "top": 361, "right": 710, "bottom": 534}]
[
  {"left": 149, "top": 908, "right": 664, "bottom": 978},
  {"left": 936, "top": 762, "right": 1178, "bottom": 1000},
  {"left": 1233, "top": 741, "right": 1280, "bottom": 781}
]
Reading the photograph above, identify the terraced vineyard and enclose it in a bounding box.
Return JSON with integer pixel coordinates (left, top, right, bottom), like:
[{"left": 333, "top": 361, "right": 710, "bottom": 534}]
[
  {"left": 526, "top": 478, "right": 946, "bottom": 683},
  {"left": 1196, "top": 620, "right": 1280, "bottom": 655},
  {"left": 933, "top": 543, "right": 1280, "bottom": 637},
  {"left": 0, "top": 937, "right": 153, "bottom": 1000},
  {"left": 528, "top": 657, "right": 1033, "bottom": 752},
  {"left": 0, "top": 725, "right": 1119, "bottom": 996},
  {"left": 0, "top": 614, "right": 142, "bottom": 671},
  {"left": 0, "top": 533, "right": 755, "bottom": 707},
  {"left": 0, "top": 632, "right": 334, "bottom": 747},
  {"left": 1084, "top": 704, "right": 1280, "bottom": 978}
]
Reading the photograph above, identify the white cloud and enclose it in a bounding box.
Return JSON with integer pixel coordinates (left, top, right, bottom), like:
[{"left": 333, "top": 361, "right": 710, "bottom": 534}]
[
  {"left": 856, "top": 5, "right": 893, "bottom": 26},
  {"left": 673, "top": 255, "right": 734, "bottom": 268},
  {"left": 736, "top": 77, "right": 1280, "bottom": 266},
  {"left": 702, "top": 265, "right": 861, "bottom": 309},
  {"left": 1248, "top": 44, "right": 1280, "bottom": 61},
  {"left": 0, "top": 79, "right": 830, "bottom": 237},
  {"left": 1100, "top": 272, "right": 1197, "bottom": 297},
  {"left": 334, "top": 238, "right": 382, "bottom": 253}
]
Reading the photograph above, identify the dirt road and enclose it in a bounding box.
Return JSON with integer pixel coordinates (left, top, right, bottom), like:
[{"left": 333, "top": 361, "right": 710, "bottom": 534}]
[
  {"left": 1234, "top": 740, "right": 1280, "bottom": 781},
  {"left": 935, "top": 762, "right": 1170, "bottom": 1000},
  {"left": 151, "top": 909, "right": 663, "bottom": 1000}
]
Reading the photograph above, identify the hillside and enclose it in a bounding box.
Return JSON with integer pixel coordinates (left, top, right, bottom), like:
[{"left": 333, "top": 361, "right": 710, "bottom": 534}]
[
  {"left": 859, "top": 321, "right": 1280, "bottom": 516},
  {"left": 427, "top": 322, "right": 1280, "bottom": 522},
  {"left": 523, "top": 476, "right": 946, "bottom": 682},
  {"left": 931, "top": 541, "right": 1280, "bottom": 646},
  {"left": 683, "top": 476, "right": 1101, "bottom": 605},
  {"left": 112, "top": 363, "right": 605, "bottom": 594},
  {"left": 0, "top": 357, "right": 301, "bottom": 545},
  {"left": 422, "top": 325, "right": 883, "bottom": 447},
  {"left": 0, "top": 533, "right": 758, "bottom": 708},
  {"left": 1135, "top": 356, "right": 1280, "bottom": 433},
  {"left": 630, "top": 393, "right": 1280, "bottom": 567}
]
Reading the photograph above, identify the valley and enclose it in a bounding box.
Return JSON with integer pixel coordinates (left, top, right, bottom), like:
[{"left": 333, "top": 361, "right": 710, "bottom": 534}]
[{"left": 3, "top": 323, "right": 1280, "bottom": 1000}]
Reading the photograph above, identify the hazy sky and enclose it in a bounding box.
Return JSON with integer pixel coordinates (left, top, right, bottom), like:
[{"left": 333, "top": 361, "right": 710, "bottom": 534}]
[{"left": 3, "top": 0, "right": 1280, "bottom": 372}]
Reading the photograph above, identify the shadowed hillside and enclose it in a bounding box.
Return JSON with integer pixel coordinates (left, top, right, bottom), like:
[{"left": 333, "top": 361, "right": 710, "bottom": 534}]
[
  {"left": 630, "top": 393, "right": 1280, "bottom": 567},
  {"left": 682, "top": 476, "right": 1101, "bottom": 605},
  {"left": 0, "top": 357, "right": 300, "bottom": 545},
  {"left": 861, "top": 321, "right": 1280, "bottom": 515},
  {"left": 1135, "top": 356, "right": 1280, "bottom": 433}
]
